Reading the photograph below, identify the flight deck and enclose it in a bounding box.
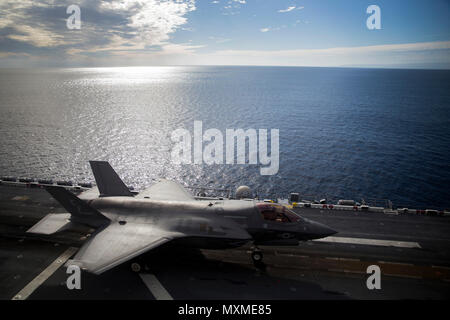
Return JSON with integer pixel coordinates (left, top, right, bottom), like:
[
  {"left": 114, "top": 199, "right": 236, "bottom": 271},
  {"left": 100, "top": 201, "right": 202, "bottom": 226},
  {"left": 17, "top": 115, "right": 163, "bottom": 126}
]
[{"left": 0, "top": 184, "right": 449, "bottom": 300}]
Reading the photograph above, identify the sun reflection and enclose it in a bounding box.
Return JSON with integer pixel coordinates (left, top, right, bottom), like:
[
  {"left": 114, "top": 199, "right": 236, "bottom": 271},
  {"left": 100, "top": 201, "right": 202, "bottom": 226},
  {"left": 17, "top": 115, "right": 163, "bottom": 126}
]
[{"left": 71, "top": 66, "right": 197, "bottom": 85}]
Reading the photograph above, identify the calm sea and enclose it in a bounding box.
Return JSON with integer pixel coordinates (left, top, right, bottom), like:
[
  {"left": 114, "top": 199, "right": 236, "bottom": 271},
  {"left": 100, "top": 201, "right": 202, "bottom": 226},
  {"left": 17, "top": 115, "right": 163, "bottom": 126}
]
[{"left": 0, "top": 66, "right": 449, "bottom": 209}]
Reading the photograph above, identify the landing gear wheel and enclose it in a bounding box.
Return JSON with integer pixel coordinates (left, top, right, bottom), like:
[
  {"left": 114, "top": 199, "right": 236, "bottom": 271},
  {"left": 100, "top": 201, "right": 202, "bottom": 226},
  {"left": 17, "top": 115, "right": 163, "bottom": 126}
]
[
  {"left": 251, "top": 249, "right": 263, "bottom": 263},
  {"left": 131, "top": 262, "right": 141, "bottom": 273},
  {"left": 250, "top": 246, "right": 266, "bottom": 272}
]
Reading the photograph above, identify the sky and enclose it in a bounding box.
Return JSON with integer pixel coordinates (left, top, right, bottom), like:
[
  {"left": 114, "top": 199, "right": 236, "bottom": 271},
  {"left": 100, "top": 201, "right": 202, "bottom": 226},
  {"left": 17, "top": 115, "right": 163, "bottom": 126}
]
[{"left": 0, "top": 0, "right": 449, "bottom": 68}]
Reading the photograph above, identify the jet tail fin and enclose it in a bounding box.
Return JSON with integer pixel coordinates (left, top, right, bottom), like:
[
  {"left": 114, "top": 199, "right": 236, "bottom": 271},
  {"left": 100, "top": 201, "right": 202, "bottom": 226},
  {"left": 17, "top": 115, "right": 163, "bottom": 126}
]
[
  {"left": 45, "top": 186, "right": 109, "bottom": 227},
  {"left": 89, "top": 161, "right": 133, "bottom": 197}
]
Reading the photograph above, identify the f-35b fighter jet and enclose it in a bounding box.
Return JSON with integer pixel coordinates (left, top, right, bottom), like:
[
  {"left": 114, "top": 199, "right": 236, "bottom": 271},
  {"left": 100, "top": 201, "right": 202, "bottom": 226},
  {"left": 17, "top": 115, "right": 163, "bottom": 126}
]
[{"left": 28, "top": 161, "right": 336, "bottom": 274}]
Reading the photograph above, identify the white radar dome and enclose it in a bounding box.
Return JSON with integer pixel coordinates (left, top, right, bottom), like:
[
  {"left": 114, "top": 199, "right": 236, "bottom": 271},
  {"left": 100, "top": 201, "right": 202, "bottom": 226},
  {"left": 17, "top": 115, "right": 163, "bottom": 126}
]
[{"left": 235, "top": 185, "right": 252, "bottom": 199}]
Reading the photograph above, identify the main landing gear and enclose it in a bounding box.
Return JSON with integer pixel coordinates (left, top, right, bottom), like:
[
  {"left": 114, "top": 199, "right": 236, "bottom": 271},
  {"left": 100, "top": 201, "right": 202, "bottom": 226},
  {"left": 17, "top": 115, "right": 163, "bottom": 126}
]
[
  {"left": 130, "top": 258, "right": 149, "bottom": 273},
  {"left": 251, "top": 247, "right": 263, "bottom": 263},
  {"left": 131, "top": 262, "right": 141, "bottom": 273}
]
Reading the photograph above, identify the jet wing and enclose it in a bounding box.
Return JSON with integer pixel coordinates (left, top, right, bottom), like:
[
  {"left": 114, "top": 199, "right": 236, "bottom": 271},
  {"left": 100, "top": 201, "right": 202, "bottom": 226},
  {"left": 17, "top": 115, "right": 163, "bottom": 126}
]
[
  {"left": 67, "top": 222, "right": 181, "bottom": 274},
  {"left": 67, "top": 212, "right": 251, "bottom": 274},
  {"left": 136, "top": 179, "right": 194, "bottom": 201}
]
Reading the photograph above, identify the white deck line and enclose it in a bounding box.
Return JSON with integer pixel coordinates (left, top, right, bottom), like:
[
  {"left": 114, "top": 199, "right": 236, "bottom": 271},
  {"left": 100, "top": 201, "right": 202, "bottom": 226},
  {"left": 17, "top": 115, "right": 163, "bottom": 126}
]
[
  {"left": 313, "top": 236, "right": 421, "bottom": 248},
  {"left": 139, "top": 273, "right": 173, "bottom": 300},
  {"left": 12, "top": 247, "right": 78, "bottom": 300}
]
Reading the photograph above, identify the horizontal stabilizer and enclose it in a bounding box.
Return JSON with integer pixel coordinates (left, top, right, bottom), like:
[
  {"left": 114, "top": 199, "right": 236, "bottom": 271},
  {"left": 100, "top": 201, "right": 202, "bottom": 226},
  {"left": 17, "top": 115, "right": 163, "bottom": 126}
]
[
  {"left": 45, "top": 186, "right": 109, "bottom": 227},
  {"left": 27, "top": 213, "right": 72, "bottom": 235}
]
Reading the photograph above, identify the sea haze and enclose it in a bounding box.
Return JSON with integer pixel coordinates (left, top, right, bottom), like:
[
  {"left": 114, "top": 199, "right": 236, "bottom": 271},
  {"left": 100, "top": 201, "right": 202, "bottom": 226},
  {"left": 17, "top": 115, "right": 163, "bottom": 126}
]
[{"left": 0, "top": 66, "right": 449, "bottom": 209}]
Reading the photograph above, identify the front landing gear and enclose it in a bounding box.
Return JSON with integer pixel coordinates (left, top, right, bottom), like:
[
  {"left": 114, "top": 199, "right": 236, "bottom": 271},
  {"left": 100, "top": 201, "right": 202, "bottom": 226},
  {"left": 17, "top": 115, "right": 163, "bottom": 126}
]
[{"left": 250, "top": 246, "right": 266, "bottom": 271}]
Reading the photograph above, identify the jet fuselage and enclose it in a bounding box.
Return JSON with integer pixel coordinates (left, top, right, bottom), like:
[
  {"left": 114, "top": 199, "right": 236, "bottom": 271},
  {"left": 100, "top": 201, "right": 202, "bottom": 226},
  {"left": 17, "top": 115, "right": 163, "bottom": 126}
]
[{"left": 86, "top": 197, "right": 336, "bottom": 248}]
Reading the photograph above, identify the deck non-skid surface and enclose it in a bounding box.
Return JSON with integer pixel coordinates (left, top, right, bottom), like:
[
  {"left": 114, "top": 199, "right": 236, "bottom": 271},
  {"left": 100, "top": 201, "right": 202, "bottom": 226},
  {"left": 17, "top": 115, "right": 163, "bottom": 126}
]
[{"left": 0, "top": 185, "right": 449, "bottom": 299}]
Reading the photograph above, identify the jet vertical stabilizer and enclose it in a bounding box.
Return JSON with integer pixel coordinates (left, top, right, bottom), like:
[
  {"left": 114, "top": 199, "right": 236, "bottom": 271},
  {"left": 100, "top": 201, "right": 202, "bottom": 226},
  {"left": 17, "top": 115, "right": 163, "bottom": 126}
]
[{"left": 89, "top": 160, "right": 133, "bottom": 197}]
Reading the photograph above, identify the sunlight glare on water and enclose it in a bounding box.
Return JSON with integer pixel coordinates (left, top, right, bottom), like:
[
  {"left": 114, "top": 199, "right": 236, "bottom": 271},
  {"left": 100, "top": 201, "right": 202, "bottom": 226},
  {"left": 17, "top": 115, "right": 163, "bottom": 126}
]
[{"left": 0, "top": 66, "right": 449, "bottom": 209}]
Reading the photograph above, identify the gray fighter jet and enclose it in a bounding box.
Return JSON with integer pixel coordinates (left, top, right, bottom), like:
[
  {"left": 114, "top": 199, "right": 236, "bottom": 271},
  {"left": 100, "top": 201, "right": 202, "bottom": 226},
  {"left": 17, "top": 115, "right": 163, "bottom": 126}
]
[{"left": 27, "top": 161, "right": 336, "bottom": 274}]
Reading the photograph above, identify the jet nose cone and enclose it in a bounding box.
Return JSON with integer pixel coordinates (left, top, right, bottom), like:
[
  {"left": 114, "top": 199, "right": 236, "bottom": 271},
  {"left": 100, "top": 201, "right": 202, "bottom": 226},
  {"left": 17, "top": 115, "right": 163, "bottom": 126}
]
[
  {"left": 310, "top": 221, "right": 337, "bottom": 239},
  {"left": 322, "top": 225, "right": 338, "bottom": 238}
]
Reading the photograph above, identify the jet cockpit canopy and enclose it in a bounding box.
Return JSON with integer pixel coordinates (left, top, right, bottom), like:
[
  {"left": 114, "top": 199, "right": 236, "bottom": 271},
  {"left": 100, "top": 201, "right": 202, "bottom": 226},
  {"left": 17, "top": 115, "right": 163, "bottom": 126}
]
[{"left": 256, "top": 203, "right": 302, "bottom": 223}]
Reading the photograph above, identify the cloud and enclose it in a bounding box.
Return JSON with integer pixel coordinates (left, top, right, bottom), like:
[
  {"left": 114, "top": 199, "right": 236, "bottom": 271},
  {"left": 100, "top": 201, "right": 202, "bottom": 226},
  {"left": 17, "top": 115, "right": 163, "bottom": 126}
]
[
  {"left": 0, "top": 1, "right": 73, "bottom": 48},
  {"left": 208, "top": 36, "right": 231, "bottom": 43},
  {"left": 222, "top": 0, "right": 245, "bottom": 15},
  {"left": 99, "top": 0, "right": 195, "bottom": 45},
  {"left": 0, "top": 0, "right": 197, "bottom": 58},
  {"left": 0, "top": 52, "right": 30, "bottom": 58},
  {"left": 209, "top": 41, "right": 450, "bottom": 57},
  {"left": 7, "top": 25, "right": 67, "bottom": 47},
  {"left": 259, "top": 25, "right": 286, "bottom": 33},
  {"left": 278, "top": 6, "right": 304, "bottom": 13},
  {"left": 193, "top": 41, "right": 450, "bottom": 68}
]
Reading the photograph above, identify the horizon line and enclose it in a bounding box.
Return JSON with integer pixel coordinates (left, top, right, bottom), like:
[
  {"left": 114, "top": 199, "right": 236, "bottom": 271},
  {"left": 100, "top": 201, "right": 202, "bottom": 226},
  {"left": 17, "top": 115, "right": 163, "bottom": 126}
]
[{"left": 0, "top": 64, "right": 449, "bottom": 71}]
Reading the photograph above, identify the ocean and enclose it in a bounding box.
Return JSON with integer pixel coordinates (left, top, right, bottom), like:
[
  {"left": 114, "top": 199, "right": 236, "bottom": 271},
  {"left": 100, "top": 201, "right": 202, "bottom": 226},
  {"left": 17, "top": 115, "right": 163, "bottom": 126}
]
[{"left": 0, "top": 66, "right": 449, "bottom": 209}]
